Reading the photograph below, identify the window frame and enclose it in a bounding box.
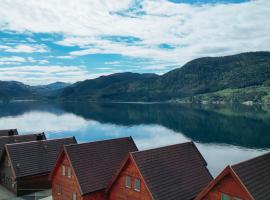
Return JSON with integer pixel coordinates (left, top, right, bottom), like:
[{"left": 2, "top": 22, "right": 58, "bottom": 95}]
[
  {"left": 125, "top": 176, "right": 131, "bottom": 188},
  {"left": 72, "top": 192, "right": 77, "bottom": 200},
  {"left": 134, "top": 178, "right": 141, "bottom": 192},
  {"left": 221, "top": 193, "right": 230, "bottom": 200},
  {"left": 56, "top": 184, "right": 62, "bottom": 195},
  {"left": 61, "top": 165, "right": 65, "bottom": 176},
  {"left": 67, "top": 167, "right": 72, "bottom": 178}
]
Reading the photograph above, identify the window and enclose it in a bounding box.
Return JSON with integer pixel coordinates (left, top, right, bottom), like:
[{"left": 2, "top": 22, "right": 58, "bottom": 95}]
[
  {"left": 221, "top": 194, "right": 230, "bottom": 200},
  {"left": 67, "top": 167, "right": 72, "bottom": 178},
  {"left": 61, "top": 165, "right": 65, "bottom": 176},
  {"left": 125, "top": 176, "right": 131, "bottom": 188},
  {"left": 72, "top": 192, "right": 77, "bottom": 200},
  {"left": 134, "top": 179, "right": 140, "bottom": 192},
  {"left": 56, "top": 184, "right": 62, "bottom": 195}
]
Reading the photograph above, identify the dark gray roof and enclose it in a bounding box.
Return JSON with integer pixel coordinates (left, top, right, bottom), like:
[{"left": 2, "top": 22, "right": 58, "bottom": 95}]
[
  {"left": 131, "top": 142, "right": 213, "bottom": 200},
  {"left": 0, "top": 133, "right": 46, "bottom": 159},
  {"left": 0, "top": 129, "right": 18, "bottom": 137},
  {"left": 65, "top": 137, "right": 138, "bottom": 195},
  {"left": 6, "top": 137, "right": 77, "bottom": 179},
  {"left": 232, "top": 152, "right": 270, "bottom": 200}
]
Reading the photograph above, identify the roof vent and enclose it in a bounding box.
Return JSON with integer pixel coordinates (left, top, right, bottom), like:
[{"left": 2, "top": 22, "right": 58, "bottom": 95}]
[
  {"left": 8, "top": 130, "right": 14, "bottom": 136},
  {"left": 16, "top": 163, "right": 20, "bottom": 168},
  {"left": 37, "top": 133, "right": 45, "bottom": 140}
]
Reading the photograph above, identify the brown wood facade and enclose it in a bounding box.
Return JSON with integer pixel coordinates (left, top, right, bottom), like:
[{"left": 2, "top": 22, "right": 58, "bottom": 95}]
[
  {"left": 108, "top": 158, "right": 153, "bottom": 200},
  {"left": 51, "top": 152, "right": 106, "bottom": 200},
  {"left": 0, "top": 152, "right": 51, "bottom": 196},
  {"left": 195, "top": 167, "right": 254, "bottom": 200}
]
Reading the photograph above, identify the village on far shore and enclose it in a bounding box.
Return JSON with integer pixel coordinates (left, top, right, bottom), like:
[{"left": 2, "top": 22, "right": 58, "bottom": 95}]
[{"left": 0, "top": 129, "right": 269, "bottom": 200}]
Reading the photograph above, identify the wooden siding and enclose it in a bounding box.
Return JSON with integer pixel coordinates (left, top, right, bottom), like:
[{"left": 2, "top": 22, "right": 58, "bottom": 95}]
[
  {"left": 52, "top": 153, "right": 82, "bottom": 200},
  {"left": 200, "top": 173, "right": 252, "bottom": 200},
  {"left": 109, "top": 159, "right": 152, "bottom": 200},
  {"left": 52, "top": 153, "right": 106, "bottom": 200},
  {"left": 0, "top": 154, "right": 16, "bottom": 194},
  {"left": 16, "top": 173, "right": 50, "bottom": 196}
]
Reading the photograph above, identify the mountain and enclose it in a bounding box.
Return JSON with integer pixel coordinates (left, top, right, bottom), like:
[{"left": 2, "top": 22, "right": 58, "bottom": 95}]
[
  {"left": 32, "top": 82, "right": 71, "bottom": 96},
  {"left": 0, "top": 81, "right": 71, "bottom": 101},
  {"left": 59, "top": 52, "right": 270, "bottom": 103},
  {"left": 1, "top": 52, "right": 270, "bottom": 103},
  {"left": 0, "top": 81, "right": 34, "bottom": 100},
  {"left": 60, "top": 72, "right": 159, "bottom": 101}
]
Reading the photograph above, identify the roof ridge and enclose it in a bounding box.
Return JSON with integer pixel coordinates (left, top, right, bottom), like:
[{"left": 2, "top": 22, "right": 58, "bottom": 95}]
[
  {"left": 0, "top": 133, "right": 43, "bottom": 139},
  {"left": 5, "top": 137, "right": 74, "bottom": 146},
  {"left": 232, "top": 151, "right": 270, "bottom": 168},
  {"left": 131, "top": 141, "right": 193, "bottom": 155},
  {"left": 65, "top": 136, "right": 132, "bottom": 148}
]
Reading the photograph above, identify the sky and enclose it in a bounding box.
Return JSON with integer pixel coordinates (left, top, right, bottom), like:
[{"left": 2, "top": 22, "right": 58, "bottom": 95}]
[{"left": 0, "top": 0, "right": 269, "bottom": 85}]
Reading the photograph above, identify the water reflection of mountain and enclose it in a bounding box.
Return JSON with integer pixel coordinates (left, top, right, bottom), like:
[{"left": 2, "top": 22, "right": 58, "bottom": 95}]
[
  {"left": 57, "top": 102, "right": 270, "bottom": 149},
  {"left": 1, "top": 101, "right": 270, "bottom": 149}
]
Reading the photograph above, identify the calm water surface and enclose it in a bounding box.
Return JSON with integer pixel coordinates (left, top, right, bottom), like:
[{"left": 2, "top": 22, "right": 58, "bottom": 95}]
[{"left": 0, "top": 101, "right": 269, "bottom": 177}]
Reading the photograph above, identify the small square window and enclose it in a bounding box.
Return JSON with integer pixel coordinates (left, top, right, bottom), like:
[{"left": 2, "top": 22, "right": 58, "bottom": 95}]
[
  {"left": 56, "top": 184, "right": 62, "bottom": 195},
  {"left": 67, "top": 167, "right": 72, "bottom": 178},
  {"left": 134, "top": 179, "right": 140, "bottom": 192},
  {"left": 125, "top": 176, "right": 131, "bottom": 188},
  {"left": 61, "top": 165, "right": 65, "bottom": 176},
  {"left": 221, "top": 193, "right": 230, "bottom": 200}
]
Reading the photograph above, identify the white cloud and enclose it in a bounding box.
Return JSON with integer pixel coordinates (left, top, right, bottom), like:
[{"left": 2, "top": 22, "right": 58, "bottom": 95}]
[
  {"left": 1, "top": 44, "right": 49, "bottom": 53},
  {"left": 0, "top": 111, "right": 88, "bottom": 133},
  {"left": 0, "top": 0, "right": 269, "bottom": 67},
  {"left": 0, "top": 56, "right": 49, "bottom": 65},
  {"left": 0, "top": 65, "right": 116, "bottom": 85}
]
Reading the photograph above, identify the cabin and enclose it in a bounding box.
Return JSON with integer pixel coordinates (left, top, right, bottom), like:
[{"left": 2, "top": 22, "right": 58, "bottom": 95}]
[
  {"left": 195, "top": 152, "right": 270, "bottom": 200},
  {"left": 0, "top": 129, "right": 18, "bottom": 137},
  {"left": 0, "top": 137, "right": 77, "bottom": 196},
  {"left": 107, "top": 142, "right": 213, "bottom": 200},
  {"left": 0, "top": 133, "right": 46, "bottom": 158},
  {"left": 50, "top": 137, "right": 138, "bottom": 200}
]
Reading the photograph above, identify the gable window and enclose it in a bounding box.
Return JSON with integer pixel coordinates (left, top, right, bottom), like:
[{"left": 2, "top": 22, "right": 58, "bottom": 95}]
[
  {"left": 61, "top": 165, "right": 65, "bottom": 176},
  {"left": 67, "top": 167, "right": 72, "bottom": 178},
  {"left": 125, "top": 176, "right": 131, "bottom": 188},
  {"left": 134, "top": 179, "right": 141, "bottom": 192},
  {"left": 72, "top": 192, "right": 77, "bottom": 200},
  {"left": 221, "top": 193, "right": 230, "bottom": 200},
  {"left": 56, "top": 184, "right": 62, "bottom": 195}
]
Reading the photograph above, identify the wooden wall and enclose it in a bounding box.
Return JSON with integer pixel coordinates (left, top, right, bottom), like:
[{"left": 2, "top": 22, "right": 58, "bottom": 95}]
[
  {"left": 51, "top": 153, "right": 106, "bottom": 200},
  {"left": 108, "top": 159, "right": 152, "bottom": 200},
  {"left": 201, "top": 173, "right": 251, "bottom": 200},
  {"left": 0, "top": 154, "right": 16, "bottom": 194},
  {"left": 16, "top": 173, "right": 51, "bottom": 196}
]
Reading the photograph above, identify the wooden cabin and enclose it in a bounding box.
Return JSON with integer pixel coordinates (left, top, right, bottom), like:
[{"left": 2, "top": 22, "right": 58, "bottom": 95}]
[
  {"left": 195, "top": 152, "right": 270, "bottom": 200},
  {"left": 107, "top": 142, "right": 213, "bottom": 200},
  {"left": 0, "top": 137, "right": 77, "bottom": 196},
  {"left": 50, "top": 137, "right": 138, "bottom": 200},
  {"left": 0, "top": 129, "right": 18, "bottom": 137},
  {"left": 0, "top": 133, "right": 46, "bottom": 158}
]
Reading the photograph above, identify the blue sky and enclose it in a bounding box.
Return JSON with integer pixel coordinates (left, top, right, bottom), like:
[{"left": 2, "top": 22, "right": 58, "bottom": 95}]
[{"left": 0, "top": 0, "right": 269, "bottom": 85}]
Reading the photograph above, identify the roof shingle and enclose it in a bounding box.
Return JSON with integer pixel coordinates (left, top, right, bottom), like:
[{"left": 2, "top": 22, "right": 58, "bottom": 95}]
[
  {"left": 65, "top": 137, "right": 138, "bottom": 195},
  {"left": 6, "top": 137, "right": 77, "bottom": 179},
  {"left": 0, "top": 129, "right": 18, "bottom": 137},
  {"left": 131, "top": 142, "right": 213, "bottom": 200},
  {"left": 232, "top": 152, "right": 270, "bottom": 200},
  {"left": 0, "top": 133, "right": 46, "bottom": 159}
]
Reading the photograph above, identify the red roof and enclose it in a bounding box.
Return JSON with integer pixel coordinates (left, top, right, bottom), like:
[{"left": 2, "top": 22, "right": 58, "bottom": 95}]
[
  {"left": 56, "top": 137, "right": 138, "bottom": 195},
  {"left": 108, "top": 142, "right": 213, "bottom": 200}
]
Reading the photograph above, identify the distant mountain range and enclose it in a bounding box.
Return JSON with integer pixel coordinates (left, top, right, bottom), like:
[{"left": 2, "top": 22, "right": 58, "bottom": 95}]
[{"left": 1, "top": 52, "right": 270, "bottom": 104}]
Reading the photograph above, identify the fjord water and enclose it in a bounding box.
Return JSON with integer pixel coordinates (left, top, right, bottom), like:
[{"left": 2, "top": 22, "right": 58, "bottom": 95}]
[{"left": 0, "top": 101, "right": 269, "bottom": 176}]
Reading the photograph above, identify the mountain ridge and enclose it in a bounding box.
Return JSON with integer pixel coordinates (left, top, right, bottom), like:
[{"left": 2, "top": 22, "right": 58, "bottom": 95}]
[{"left": 1, "top": 51, "right": 270, "bottom": 104}]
